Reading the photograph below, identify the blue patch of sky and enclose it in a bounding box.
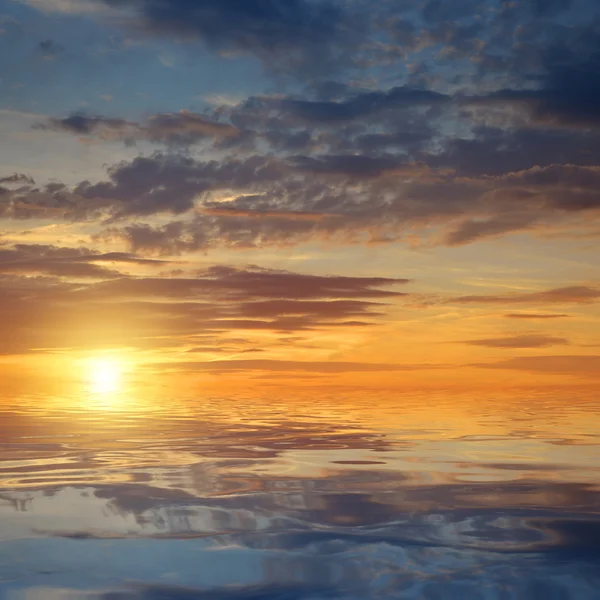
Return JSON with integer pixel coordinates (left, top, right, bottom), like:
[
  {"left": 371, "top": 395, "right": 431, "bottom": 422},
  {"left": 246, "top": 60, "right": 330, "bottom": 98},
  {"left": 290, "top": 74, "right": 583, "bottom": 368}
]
[{"left": 0, "top": 2, "right": 268, "bottom": 119}]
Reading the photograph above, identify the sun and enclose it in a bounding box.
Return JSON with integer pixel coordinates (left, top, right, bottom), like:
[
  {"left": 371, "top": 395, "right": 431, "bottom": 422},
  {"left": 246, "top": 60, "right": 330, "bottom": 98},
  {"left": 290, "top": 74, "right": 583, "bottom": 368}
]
[{"left": 86, "top": 357, "right": 123, "bottom": 394}]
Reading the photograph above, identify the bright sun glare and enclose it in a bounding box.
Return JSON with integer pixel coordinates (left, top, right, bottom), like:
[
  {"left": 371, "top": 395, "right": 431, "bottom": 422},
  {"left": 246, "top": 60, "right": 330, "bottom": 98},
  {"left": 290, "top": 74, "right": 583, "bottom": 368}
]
[{"left": 87, "top": 357, "right": 123, "bottom": 394}]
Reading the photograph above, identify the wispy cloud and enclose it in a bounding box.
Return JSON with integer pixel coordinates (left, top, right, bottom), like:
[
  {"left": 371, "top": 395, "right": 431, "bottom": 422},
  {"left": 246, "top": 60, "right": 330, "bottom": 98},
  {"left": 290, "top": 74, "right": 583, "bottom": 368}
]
[{"left": 461, "top": 334, "right": 570, "bottom": 349}]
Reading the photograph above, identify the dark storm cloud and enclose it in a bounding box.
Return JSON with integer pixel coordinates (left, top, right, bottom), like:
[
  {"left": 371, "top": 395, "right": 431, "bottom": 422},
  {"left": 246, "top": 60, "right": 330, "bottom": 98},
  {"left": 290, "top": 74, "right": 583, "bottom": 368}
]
[{"left": 462, "top": 334, "right": 570, "bottom": 349}]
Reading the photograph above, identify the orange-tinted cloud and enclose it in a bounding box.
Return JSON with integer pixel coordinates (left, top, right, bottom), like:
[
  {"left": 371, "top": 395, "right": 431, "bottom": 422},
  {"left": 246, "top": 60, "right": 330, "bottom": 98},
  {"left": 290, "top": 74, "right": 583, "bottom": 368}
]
[
  {"left": 0, "top": 263, "right": 408, "bottom": 355},
  {"left": 504, "top": 313, "right": 571, "bottom": 320},
  {"left": 476, "top": 355, "right": 600, "bottom": 376},
  {"left": 462, "top": 334, "right": 570, "bottom": 349},
  {"left": 452, "top": 286, "right": 600, "bottom": 305},
  {"left": 152, "top": 359, "right": 444, "bottom": 374}
]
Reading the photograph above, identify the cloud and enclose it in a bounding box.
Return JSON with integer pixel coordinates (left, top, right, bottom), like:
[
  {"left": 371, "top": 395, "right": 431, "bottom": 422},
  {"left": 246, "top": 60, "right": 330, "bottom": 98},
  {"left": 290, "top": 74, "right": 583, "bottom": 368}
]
[
  {"left": 462, "top": 334, "right": 570, "bottom": 349},
  {"left": 33, "top": 0, "right": 363, "bottom": 75},
  {"left": 225, "top": 86, "right": 444, "bottom": 157},
  {"left": 38, "top": 110, "right": 240, "bottom": 145},
  {"left": 73, "top": 154, "right": 286, "bottom": 220},
  {"left": 18, "top": 0, "right": 600, "bottom": 95},
  {"left": 8, "top": 0, "right": 600, "bottom": 253},
  {"left": 466, "top": 49, "right": 600, "bottom": 130},
  {"left": 275, "top": 86, "right": 450, "bottom": 124},
  {"left": 477, "top": 355, "right": 600, "bottom": 376},
  {"left": 79, "top": 265, "right": 409, "bottom": 301},
  {"left": 0, "top": 243, "right": 169, "bottom": 278},
  {"left": 0, "top": 264, "right": 408, "bottom": 354},
  {"left": 452, "top": 286, "right": 600, "bottom": 305},
  {"left": 154, "top": 359, "right": 441, "bottom": 374},
  {"left": 38, "top": 39, "right": 65, "bottom": 59},
  {"left": 444, "top": 213, "right": 540, "bottom": 246},
  {"left": 0, "top": 173, "right": 35, "bottom": 185},
  {"left": 288, "top": 154, "right": 410, "bottom": 179},
  {"left": 425, "top": 129, "right": 600, "bottom": 177},
  {"left": 95, "top": 582, "right": 340, "bottom": 599},
  {"left": 97, "top": 156, "right": 600, "bottom": 250},
  {"left": 5, "top": 150, "right": 600, "bottom": 250},
  {"left": 504, "top": 313, "right": 571, "bottom": 320},
  {"left": 38, "top": 113, "right": 134, "bottom": 136}
]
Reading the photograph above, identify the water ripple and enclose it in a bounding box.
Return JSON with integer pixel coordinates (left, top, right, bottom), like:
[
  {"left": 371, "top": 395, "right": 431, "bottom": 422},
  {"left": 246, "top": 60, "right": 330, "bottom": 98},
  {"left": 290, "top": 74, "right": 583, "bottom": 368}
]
[{"left": 0, "top": 389, "right": 599, "bottom": 598}]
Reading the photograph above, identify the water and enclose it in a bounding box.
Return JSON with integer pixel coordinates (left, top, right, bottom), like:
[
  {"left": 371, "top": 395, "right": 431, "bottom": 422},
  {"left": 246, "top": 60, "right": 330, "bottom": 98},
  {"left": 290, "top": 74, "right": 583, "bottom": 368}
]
[{"left": 0, "top": 386, "right": 599, "bottom": 599}]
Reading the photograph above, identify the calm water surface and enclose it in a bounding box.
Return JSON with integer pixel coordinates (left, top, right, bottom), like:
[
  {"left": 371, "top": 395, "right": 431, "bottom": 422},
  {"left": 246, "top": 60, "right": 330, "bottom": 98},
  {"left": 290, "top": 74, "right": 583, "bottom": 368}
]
[{"left": 0, "top": 387, "right": 599, "bottom": 599}]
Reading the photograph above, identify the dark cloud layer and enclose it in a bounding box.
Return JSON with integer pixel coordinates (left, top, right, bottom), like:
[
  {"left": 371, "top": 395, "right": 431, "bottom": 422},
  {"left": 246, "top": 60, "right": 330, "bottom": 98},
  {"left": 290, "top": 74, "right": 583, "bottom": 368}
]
[
  {"left": 7, "top": 151, "right": 600, "bottom": 252},
  {"left": 0, "top": 173, "right": 35, "bottom": 185},
  {"left": 99, "top": 582, "right": 339, "bottom": 599},
  {"left": 93, "top": 0, "right": 359, "bottom": 74},
  {"left": 39, "top": 111, "right": 240, "bottom": 145},
  {"left": 21, "top": 0, "right": 600, "bottom": 250}
]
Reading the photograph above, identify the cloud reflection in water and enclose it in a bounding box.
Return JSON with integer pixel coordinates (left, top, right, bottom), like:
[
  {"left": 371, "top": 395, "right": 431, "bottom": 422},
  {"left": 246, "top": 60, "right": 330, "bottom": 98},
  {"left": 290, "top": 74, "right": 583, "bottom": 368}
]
[{"left": 0, "top": 389, "right": 599, "bottom": 599}]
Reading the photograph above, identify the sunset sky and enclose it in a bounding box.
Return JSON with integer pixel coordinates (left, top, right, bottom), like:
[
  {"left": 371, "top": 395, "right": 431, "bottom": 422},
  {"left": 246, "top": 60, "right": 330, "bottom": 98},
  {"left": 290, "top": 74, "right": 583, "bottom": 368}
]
[{"left": 1, "top": 0, "right": 600, "bottom": 390}]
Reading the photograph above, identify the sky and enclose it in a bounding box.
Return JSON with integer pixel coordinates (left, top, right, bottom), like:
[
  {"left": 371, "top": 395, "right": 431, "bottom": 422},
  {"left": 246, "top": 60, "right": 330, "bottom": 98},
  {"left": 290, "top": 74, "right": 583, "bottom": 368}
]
[{"left": 1, "top": 0, "right": 600, "bottom": 390}]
